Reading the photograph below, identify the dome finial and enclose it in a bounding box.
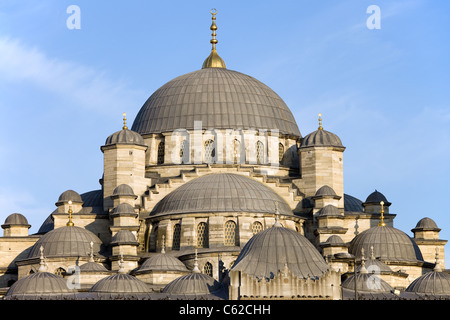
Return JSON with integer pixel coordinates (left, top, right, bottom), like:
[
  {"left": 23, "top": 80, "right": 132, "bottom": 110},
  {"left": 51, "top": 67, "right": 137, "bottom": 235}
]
[
  {"left": 378, "top": 201, "right": 386, "bottom": 227},
  {"left": 202, "top": 9, "right": 226, "bottom": 69},
  {"left": 273, "top": 202, "right": 283, "bottom": 227},
  {"left": 192, "top": 248, "right": 201, "bottom": 273},
  {"left": 122, "top": 112, "right": 128, "bottom": 130},
  {"left": 38, "top": 245, "right": 47, "bottom": 272},
  {"left": 161, "top": 235, "right": 166, "bottom": 254},
  {"left": 360, "top": 248, "right": 368, "bottom": 274},
  {"left": 66, "top": 200, "right": 74, "bottom": 227},
  {"left": 318, "top": 113, "right": 323, "bottom": 130}
]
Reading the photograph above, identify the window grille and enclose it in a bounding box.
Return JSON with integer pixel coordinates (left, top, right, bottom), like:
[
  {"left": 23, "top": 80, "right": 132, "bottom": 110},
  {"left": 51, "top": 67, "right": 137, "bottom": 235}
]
[
  {"left": 256, "top": 141, "right": 264, "bottom": 164},
  {"left": 252, "top": 221, "right": 263, "bottom": 235},
  {"left": 197, "top": 222, "right": 209, "bottom": 248},
  {"left": 204, "top": 262, "right": 213, "bottom": 277},
  {"left": 204, "top": 139, "right": 216, "bottom": 163},
  {"left": 224, "top": 220, "right": 238, "bottom": 246},
  {"left": 172, "top": 223, "right": 181, "bottom": 250},
  {"left": 278, "top": 143, "right": 284, "bottom": 163},
  {"left": 157, "top": 141, "right": 165, "bottom": 164}
]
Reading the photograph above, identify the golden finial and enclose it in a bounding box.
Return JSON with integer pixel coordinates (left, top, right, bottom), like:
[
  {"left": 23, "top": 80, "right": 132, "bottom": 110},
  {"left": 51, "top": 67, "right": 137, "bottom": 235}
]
[
  {"left": 122, "top": 112, "right": 128, "bottom": 130},
  {"left": 202, "top": 9, "right": 226, "bottom": 69},
  {"left": 67, "top": 200, "right": 74, "bottom": 227},
  {"left": 318, "top": 113, "right": 323, "bottom": 130},
  {"left": 378, "top": 201, "right": 386, "bottom": 227}
]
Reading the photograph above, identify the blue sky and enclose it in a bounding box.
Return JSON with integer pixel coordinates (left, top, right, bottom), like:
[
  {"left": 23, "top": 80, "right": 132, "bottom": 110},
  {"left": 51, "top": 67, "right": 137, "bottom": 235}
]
[{"left": 0, "top": 0, "right": 449, "bottom": 266}]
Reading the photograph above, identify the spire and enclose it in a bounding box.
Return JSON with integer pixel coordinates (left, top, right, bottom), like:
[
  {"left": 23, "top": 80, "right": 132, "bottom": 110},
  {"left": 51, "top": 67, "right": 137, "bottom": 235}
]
[
  {"left": 161, "top": 235, "right": 166, "bottom": 254},
  {"left": 370, "top": 245, "right": 375, "bottom": 260},
  {"left": 89, "top": 241, "right": 95, "bottom": 263},
  {"left": 378, "top": 201, "right": 386, "bottom": 227},
  {"left": 273, "top": 202, "right": 283, "bottom": 227},
  {"left": 38, "top": 245, "right": 47, "bottom": 272},
  {"left": 434, "top": 247, "right": 443, "bottom": 272},
  {"left": 122, "top": 112, "right": 128, "bottom": 130},
  {"left": 359, "top": 248, "right": 368, "bottom": 274},
  {"left": 192, "top": 248, "right": 201, "bottom": 273},
  {"left": 202, "top": 9, "right": 226, "bottom": 69},
  {"left": 318, "top": 113, "right": 323, "bottom": 130},
  {"left": 67, "top": 200, "right": 74, "bottom": 227}
]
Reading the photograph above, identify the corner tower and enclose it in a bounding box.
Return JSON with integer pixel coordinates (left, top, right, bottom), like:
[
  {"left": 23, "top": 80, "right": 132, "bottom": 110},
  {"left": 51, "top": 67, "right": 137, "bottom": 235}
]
[
  {"left": 299, "top": 114, "right": 345, "bottom": 208},
  {"left": 101, "top": 113, "right": 150, "bottom": 211}
]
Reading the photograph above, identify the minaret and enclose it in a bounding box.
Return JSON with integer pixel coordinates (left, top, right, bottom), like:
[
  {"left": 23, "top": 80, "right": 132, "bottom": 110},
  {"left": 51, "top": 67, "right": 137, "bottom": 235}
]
[{"left": 202, "top": 9, "right": 226, "bottom": 69}]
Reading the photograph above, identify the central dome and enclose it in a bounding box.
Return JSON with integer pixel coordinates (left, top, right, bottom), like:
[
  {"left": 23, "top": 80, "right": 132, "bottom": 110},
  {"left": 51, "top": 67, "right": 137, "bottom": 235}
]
[{"left": 131, "top": 68, "right": 301, "bottom": 137}]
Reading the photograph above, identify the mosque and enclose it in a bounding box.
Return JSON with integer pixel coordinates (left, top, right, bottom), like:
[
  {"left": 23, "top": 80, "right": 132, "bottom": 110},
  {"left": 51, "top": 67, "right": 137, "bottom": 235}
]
[{"left": 0, "top": 10, "right": 449, "bottom": 300}]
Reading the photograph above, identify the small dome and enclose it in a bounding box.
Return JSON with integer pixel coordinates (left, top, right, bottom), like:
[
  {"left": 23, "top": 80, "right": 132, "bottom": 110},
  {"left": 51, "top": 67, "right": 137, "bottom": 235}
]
[
  {"left": 5, "top": 272, "right": 74, "bottom": 299},
  {"left": 405, "top": 271, "right": 450, "bottom": 295},
  {"left": 341, "top": 273, "right": 394, "bottom": 293},
  {"left": 413, "top": 217, "right": 440, "bottom": 230},
  {"left": 89, "top": 273, "right": 150, "bottom": 294},
  {"left": 162, "top": 273, "right": 222, "bottom": 296},
  {"left": 110, "top": 203, "right": 137, "bottom": 217},
  {"left": 357, "top": 258, "right": 392, "bottom": 273},
  {"left": 110, "top": 230, "right": 139, "bottom": 246},
  {"left": 300, "top": 129, "right": 343, "bottom": 148},
  {"left": 325, "top": 235, "right": 345, "bottom": 245},
  {"left": 317, "top": 205, "right": 343, "bottom": 217},
  {"left": 27, "top": 226, "right": 103, "bottom": 259},
  {"left": 2, "top": 213, "right": 30, "bottom": 228},
  {"left": 231, "top": 225, "right": 329, "bottom": 280},
  {"left": 349, "top": 226, "right": 423, "bottom": 262},
  {"left": 79, "top": 261, "right": 109, "bottom": 273},
  {"left": 138, "top": 254, "right": 189, "bottom": 273},
  {"left": 314, "top": 185, "right": 338, "bottom": 198},
  {"left": 152, "top": 173, "right": 293, "bottom": 217},
  {"left": 364, "top": 190, "right": 390, "bottom": 205},
  {"left": 112, "top": 184, "right": 136, "bottom": 197},
  {"left": 57, "top": 190, "right": 82, "bottom": 203},
  {"left": 104, "top": 129, "right": 145, "bottom": 146}
]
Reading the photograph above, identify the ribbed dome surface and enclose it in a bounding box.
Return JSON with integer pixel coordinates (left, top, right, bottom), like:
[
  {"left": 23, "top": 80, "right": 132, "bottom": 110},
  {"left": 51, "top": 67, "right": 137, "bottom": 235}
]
[
  {"left": 162, "top": 273, "right": 222, "bottom": 295},
  {"left": 139, "top": 254, "right": 189, "bottom": 272},
  {"left": 58, "top": 190, "right": 82, "bottom": 203},
  {"left": 105, "top": 129, "right": 145, "bottom": 146},
  {"left": 2, "top": 213, "right": 30, "bottom": 226},
  {"left": 151, "top": 173, "right": 293, "bottom": 216},
  {"left": 231, "top": 226, "right": 329, "bottom": 280},
  {"left": 5, "top": 272, "right": 73, "bottom": 297},
  {"left": 111, "top": 203, "right": 137, "bottom": 216},
  {"left": 349, "top": 226, "right": 423, "bottom": 262},
  {"left": 341, "top": 273, "right": 393, "bottom": 293},
  {"left": 89, "top": 274, "right": 149, "bottom": 294},
  {"left": 27, "top": 226, "right": 102, "bottom": 259},
  {"left": 131, "top": 68, "right": 301, "bottom": 136},
  {"left": 405, "top": 271, "right": 450, "bottom": 295},
  {"left": 314, "top": 185, "right": 338, "bottom": 197},
  {"left": 110, "top": 229, "right": 138, "bottom": 246},
  {"left": 79, "top": 261, "right": 109, "bottom": 273},
  {"left": 317, "top": 205, "right": 342, "bottom": 217},
  {"left": 300, "top": 129, "right": 343, "bottom": 148},
  {"left": 365, "top": 190, "right": 389, "bottom": 204},
  {"left": 113, "top": 184, "right": 136, "bottom": 197},
  {"left": 414, "top": 217, "right": 439, "bottom": 230}
]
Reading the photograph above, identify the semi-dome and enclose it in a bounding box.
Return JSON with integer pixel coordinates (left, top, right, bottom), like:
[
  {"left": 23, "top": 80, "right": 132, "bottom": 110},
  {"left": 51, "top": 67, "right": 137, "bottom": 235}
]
[
  {"left": 151, "top": 173, "right": 293, "bottom": 216},
  {"left": 4, "top": 271, "right": 75, "bottom": 299},
  {"left": 231, "top": 225, "right": 329, "bottom": 280},
  {"left": 2, "top": 213, "right": 30, "bottom": 228},
  {"left": 131, "top": 67, "right": 301, "bottom": 137},
  {"left": 27, "top": 226, "right": 103, "bottom": 259},
  {"left": 349, "top": 226, "right": 423, "bottom": 262}
]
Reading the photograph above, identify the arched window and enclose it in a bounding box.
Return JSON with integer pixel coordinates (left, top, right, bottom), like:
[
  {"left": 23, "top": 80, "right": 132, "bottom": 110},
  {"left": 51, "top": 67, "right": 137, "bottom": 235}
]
[
  {"left": 252, "top": 221, "right": 263, "bottom": 235},
  {"left": 224, "top": 220, "right": 238, "bottom": 246},
  {"left": 204, "top": 139, "right": 215, "bottom": 164},
  {"left": 157, "top": 141, "right": 165, "bottom": 164},
  {"left": 233, "top": 139, "right": 240, "bottom": 164},
  {"left": 204, "top": 262, "right": 213, "bottom": 277},
  {"left": 278, "top": 143, "right": 284, "bottom": 164},
  {"left": 54, "top": 267, "right": 66, "bottom": 277},
  {"left": 172, "top": 223, "right": 181, "bottom": 250},
  {"left": 197, "top": 222, "right": 209, "bottom": 248},
  {"left": 256, "top": 141, "right": 264, "bottom": 164}
]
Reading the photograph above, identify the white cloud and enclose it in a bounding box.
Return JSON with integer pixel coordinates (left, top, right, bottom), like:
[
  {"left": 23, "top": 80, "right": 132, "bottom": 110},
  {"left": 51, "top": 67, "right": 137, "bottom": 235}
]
[{"left": 0, "top": 36, "right": 142, "bottom": 115}]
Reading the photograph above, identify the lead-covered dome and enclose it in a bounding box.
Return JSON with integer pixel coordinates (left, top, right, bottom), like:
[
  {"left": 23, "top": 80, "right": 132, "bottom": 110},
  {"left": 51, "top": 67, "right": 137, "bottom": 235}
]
[
  {"left": 131, "top": 68, "right": 301, "bottom": 137},
  {"left": 27, "top": 226, "right": 103, "bottom": 259},
  {"left": 231, "top": 225, "right": 329, "bottom": 280},
  {"left": 151, "top": 173, "right": 293, "bottom": 216},
  {"left": 349, "top": 226, "right": 423, "bottom": 262}
]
